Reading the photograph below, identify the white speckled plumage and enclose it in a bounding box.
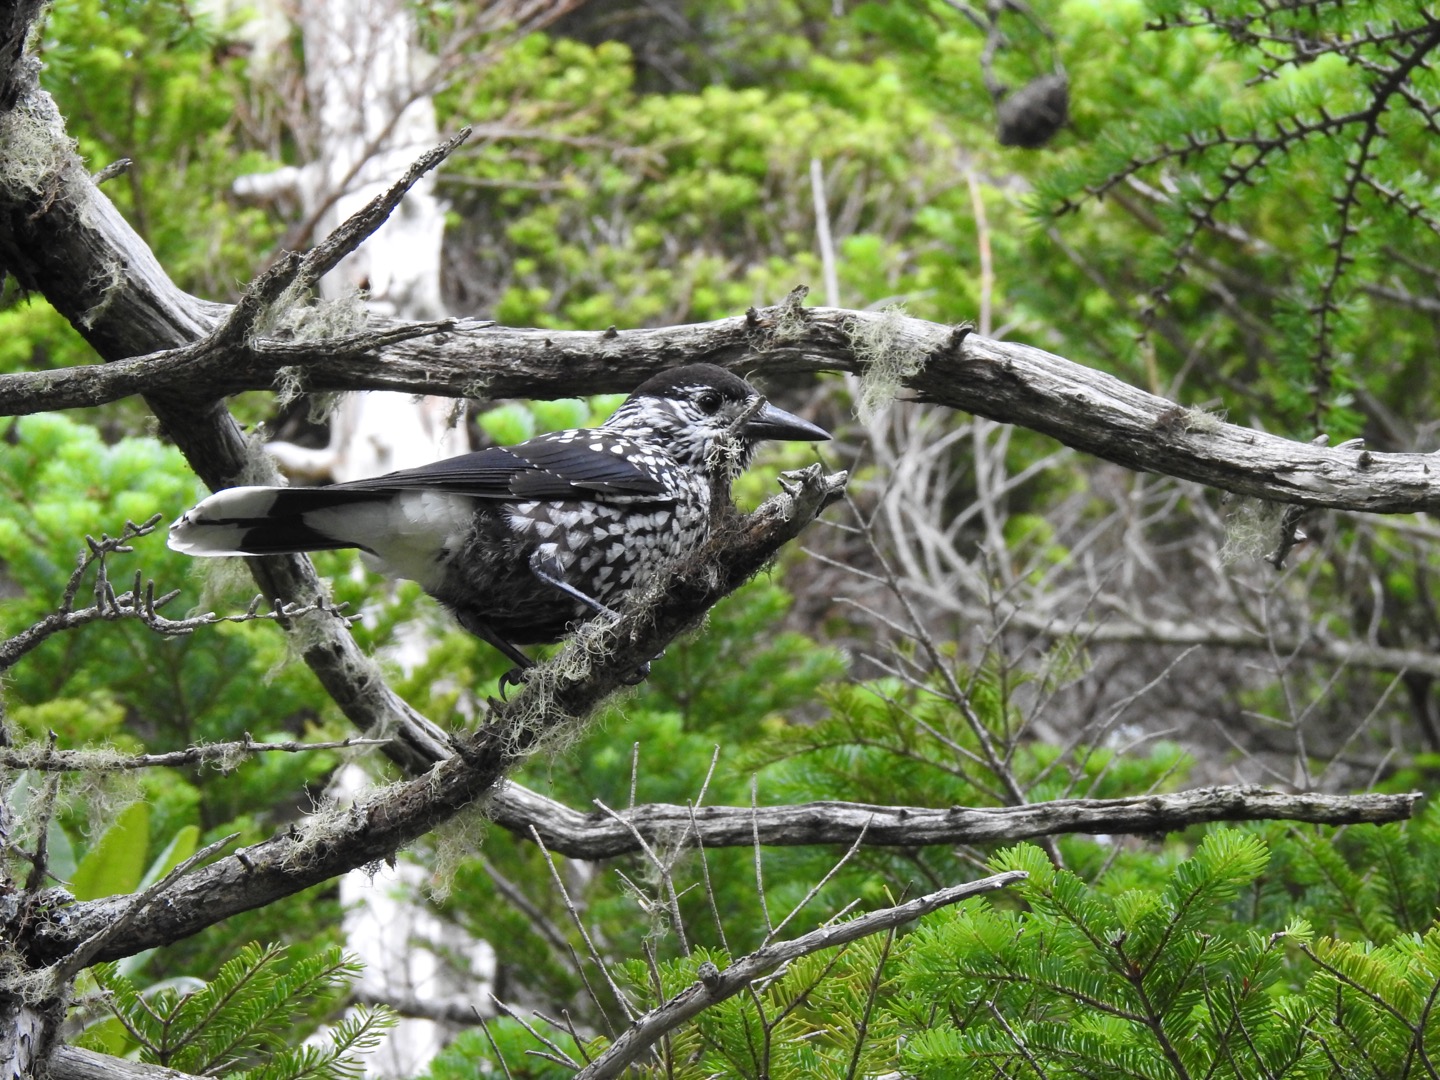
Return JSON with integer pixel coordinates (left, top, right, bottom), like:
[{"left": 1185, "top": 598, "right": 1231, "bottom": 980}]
[{"left": 169, "top": 364, "right": 828, "bottom": 676}]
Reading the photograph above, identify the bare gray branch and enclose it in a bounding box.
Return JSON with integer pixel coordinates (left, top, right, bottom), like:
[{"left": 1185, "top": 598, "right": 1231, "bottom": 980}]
[{"left": 487, "top": 783, "right": 1420, "bottom": 859}]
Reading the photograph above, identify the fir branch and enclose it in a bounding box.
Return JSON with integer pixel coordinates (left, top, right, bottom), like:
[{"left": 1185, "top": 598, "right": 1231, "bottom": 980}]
[
  {"left": 572, "top": 869, "right": 1026, "bottom": 1080},
  {"left": 1313, "top": 18, "right": 1440, "bottom": 428},
  {"left": 233, "top": 1003, "right": 395, "bottom": 1080},
  {"left": 1047, "top": 5, "right": 1440, "bottom": 427}
]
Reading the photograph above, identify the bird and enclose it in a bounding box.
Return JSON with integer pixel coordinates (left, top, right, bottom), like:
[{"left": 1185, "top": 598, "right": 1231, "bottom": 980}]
[{"left": 168, "top": 364, "right": 829, "bottom": 686}]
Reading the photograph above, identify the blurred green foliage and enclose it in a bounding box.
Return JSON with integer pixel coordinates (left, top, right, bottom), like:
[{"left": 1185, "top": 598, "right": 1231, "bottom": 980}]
[{"left": 4, "top": 0, "right": 1440, "bottom": 1075}]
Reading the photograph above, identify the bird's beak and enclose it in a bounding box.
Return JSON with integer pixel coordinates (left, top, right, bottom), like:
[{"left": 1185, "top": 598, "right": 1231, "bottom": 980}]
[{"left": 744, "top": 401, "right": 830, "bottom": 442}]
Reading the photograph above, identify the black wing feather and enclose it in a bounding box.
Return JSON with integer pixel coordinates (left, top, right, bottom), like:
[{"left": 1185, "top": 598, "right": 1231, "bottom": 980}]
[
  {"left": 507, "top": 435, "right": 668, "bottom": 496},
  {"left": 328, "top": 431, "right": 669, "bottom": 500}
]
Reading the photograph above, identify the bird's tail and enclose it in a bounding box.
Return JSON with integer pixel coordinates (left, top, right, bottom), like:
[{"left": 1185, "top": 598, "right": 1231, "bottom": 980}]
[{"left": 167, "top": 486, "right": 392, "bottom": 557}]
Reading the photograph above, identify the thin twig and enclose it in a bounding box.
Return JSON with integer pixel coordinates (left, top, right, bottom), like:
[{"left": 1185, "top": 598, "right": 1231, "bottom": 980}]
[
  {"left": 573, "top": 870, "right": 1028, "bottom": 1080},
  {"left": 0, "top": 734, "right": 389, "bottom": 773},
  {"left": 48, "top": 833, "right": 240, "bottom": 985}
]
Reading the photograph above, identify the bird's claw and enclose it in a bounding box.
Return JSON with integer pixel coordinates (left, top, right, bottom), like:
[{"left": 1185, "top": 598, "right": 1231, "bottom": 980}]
[
  {"left": 498, "top": 651, "right": 656, "bottom": 696},
  {"left": 498, "top": 666, "right": 530, "bottom": 700},
  {"left": 620, "top": 661, "right": 651, "bottom": 686}
]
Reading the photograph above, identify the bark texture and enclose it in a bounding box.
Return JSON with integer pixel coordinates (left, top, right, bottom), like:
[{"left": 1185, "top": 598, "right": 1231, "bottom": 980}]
[{"left": 489, "top": 784, "right": 1422, "bottom": 859}]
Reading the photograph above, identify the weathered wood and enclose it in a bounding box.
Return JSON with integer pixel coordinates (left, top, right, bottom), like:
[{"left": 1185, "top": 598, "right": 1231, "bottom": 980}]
[
  {"left": 46, "top": 1045, "right": 199, "bottom": 1080},
  {"left": 2, "top": 307, "right": 1436, "bottom": 514},
  {"left": 490, "top": 783, "right": 1422, "bottom": 859}
]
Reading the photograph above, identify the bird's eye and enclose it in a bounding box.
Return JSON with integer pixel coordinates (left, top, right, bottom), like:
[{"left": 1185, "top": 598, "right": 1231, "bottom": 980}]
[{"left": 697, "top": 390, "right": 723, "bottom": 414}]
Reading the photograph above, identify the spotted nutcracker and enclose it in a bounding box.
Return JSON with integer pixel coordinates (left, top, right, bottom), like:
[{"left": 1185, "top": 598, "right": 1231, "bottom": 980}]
[{"left": 168, "top": 364, "right": 829, "bottom": 684}]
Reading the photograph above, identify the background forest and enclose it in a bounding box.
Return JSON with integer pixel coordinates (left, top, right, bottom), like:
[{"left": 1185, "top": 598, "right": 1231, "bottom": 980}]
[{"left": 3, "top": 0, "right": 1440, "bottom": 1077}]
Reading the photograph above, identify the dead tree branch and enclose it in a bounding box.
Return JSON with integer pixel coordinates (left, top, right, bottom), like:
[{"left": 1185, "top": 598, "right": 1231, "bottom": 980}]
[
  {"left": 4, "top": 308, "right": 1438, "bottom": 516},
  {"left": 0, "top": 734, "right": 390, "bottom": 773},
  {"left": 45, "top": 1044, "right": 201, "bottom": 1080},
  {"left": 484, "top": 783, "right": 1420, "bottom": 859},
  {"left": 0, "top": 517, "right": 354, "bottom": 674},
  {"left": 937, "top": 599, "right": 1440, "bottom": 682}
]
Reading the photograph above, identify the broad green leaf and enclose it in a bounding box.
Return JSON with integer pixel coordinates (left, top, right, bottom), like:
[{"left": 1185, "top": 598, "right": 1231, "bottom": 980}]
[
  {"left": 70, "top": 801, "right": 149, "bottom": 901},
  {"left": 137, "top": 823, "right": 200, "bottom": 891}
]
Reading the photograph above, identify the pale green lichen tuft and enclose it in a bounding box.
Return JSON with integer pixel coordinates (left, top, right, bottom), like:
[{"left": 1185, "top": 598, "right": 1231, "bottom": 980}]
[
  {"left": 705, "top": 429, "right": 748, "bottom": 481},
  {"left": 849, "top": 306, "right": 922, "bottom": 423},
  {"left": 1182, "top": 405, "right": 1227, "bottom": 434},
  {"left": 279, "top": 795, "right": 361, "bottom": 872},
  {"left": 209, "top": 739, "right": 250, "bottom": 775},
  {"left": 305, "top": 390, "right": 344, "bottom": 426},
  {"left": 495, "top": 612, "right": 658, "bottom": 764},
  {"left": 0, "top": 99, "right": 75, "bottom": 193},
  {"left": 256, "top": 282, "right": 368, "bottom": 343},
  {"left": 772, "top": 306, "right": 808, "bottom": 343},
  {"left": 426, "top": 804, "right": 491, "bottom": 903},
  {"left": 78, "top": 261, "right": 127, "bottom": 330},
  {"left": 83, "top": 772, "right": 141, "bottom": 844},
  {"left": 192, "top": 556, "right": 265, "bottom": 613},
  {"left": 238, "top": 430, "right": 287, "bottom": 486},
  {"left": 769, "top": 284, "right": 812, "bottom": 343},
  {"left": 272, "top": 366, "right": 307, "bottom": 410},
  {"left": 1220, "top": 498, "right": 1286, "bottom": 564}
]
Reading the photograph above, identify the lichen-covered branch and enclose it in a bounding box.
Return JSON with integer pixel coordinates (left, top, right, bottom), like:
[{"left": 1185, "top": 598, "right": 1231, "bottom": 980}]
[
  {"left": 4, "top": 305, "right": 1439, "bottom": 516},
  {"left": 0, "top": 734, "right": 389, "bottom": 773},
  {"left": 0, "top": 517, "right": 355, "bottom": 674},
  {"left": 24, "top": 468, "right": 845, "bottom": 967},
  {"left": 485, "top": 783, "right": 1420, "bottom": 860}
]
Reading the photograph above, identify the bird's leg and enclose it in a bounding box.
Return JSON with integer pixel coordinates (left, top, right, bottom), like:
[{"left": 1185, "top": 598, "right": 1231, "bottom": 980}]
[
  {"left": 454, "top": 608, "right": 534, "bottom": 698},
  {"left": 528, "top": 548, "right": 621, "bottom": 619},
  {"left": 528, "top": 548, "right": 651, "bottom": 684}
]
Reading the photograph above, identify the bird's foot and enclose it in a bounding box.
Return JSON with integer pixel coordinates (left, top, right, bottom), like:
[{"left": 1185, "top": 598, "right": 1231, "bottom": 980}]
[
  {"left": 498, "top": 666, "right": 530, "bottom": 700},
  {"left": 620, "top": 661, "right": 651, "bottom": 686},
  {"left": 499, "top": 650, "right": 661, "bottom": 696}
]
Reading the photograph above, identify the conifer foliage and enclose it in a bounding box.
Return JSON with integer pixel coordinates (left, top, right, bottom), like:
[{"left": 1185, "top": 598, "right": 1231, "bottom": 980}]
[
  {"left": 88, "top": 944, "right": 395, "bottom": 1079},
  {"left": 1043, "top": 0, "right": 1440, "bottom": 434},
  {"left": 893, "top": 826, "right": 1440, "bottom": 1079}
]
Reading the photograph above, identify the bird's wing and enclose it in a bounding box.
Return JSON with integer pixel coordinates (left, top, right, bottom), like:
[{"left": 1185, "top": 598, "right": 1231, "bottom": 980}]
[
  {"left": 332, "top": 431, "right": 671, "bottom": 500},
  {"left": 506, "top": 432, "right": 671, "bottom": 497}
]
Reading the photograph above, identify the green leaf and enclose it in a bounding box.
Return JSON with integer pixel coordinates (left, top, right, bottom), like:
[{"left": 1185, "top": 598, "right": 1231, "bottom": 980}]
[
  {"left": 114, "top": 824, "right": 202, "bottom": 980},
  {"left": 70, "top": 801, "right": 149, "bottom": 901},
  {"left": 138, "top": 823, "right": 200, "bottom": 891}
]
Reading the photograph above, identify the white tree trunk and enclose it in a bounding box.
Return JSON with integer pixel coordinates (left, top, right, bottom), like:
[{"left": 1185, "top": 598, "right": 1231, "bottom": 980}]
[
  {"left": 226, "top": 1, "right": 482, "bottom": 1073},
  {"left": 235, "top": 0, "right": 468, "bottom": 482}
]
